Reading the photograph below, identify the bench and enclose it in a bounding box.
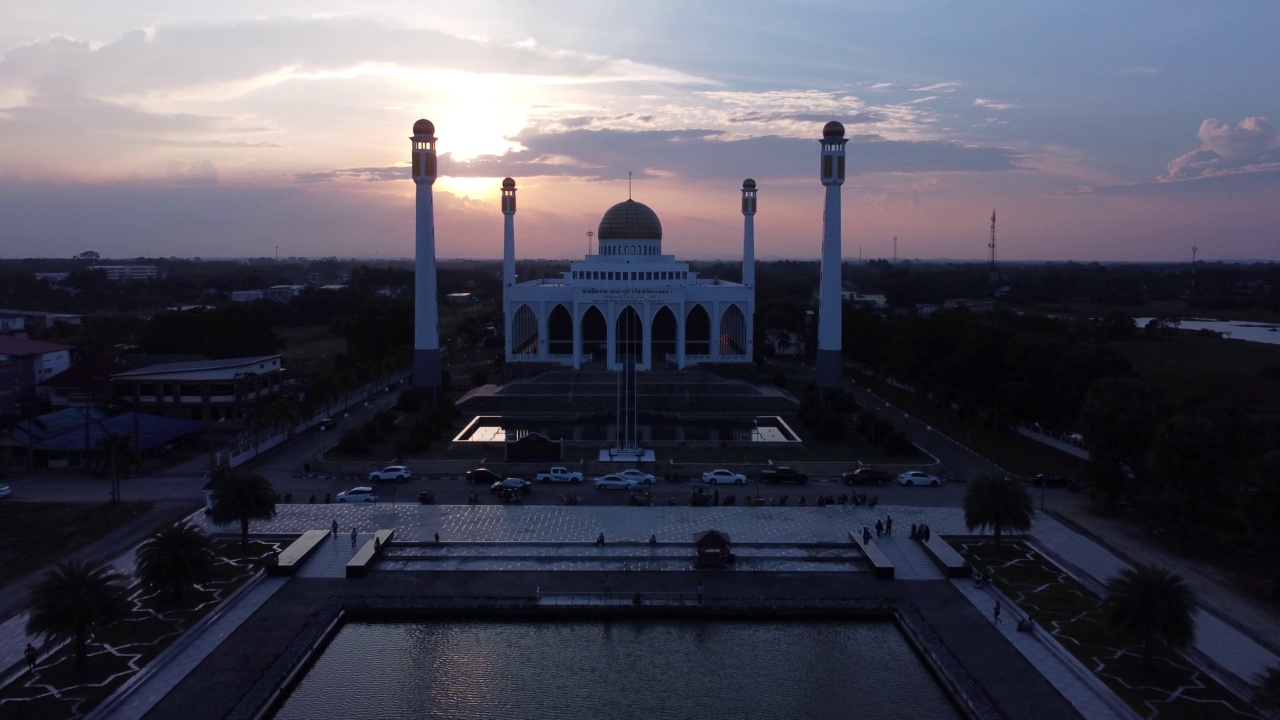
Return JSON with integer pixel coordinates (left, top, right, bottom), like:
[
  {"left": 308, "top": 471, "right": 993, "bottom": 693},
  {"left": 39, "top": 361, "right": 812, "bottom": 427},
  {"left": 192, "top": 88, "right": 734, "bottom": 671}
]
[
  {"left": 848, "top": 531, "right": 894, "bottom": 580},
  {"left": 346, "top": 529, "right": 395, "bottom": 578},
  {"left": 919, "top": 535, "right": 969, "bottom": 578},
  {"left": 269, "top": 530, "right": 331, "bottom": 577}
]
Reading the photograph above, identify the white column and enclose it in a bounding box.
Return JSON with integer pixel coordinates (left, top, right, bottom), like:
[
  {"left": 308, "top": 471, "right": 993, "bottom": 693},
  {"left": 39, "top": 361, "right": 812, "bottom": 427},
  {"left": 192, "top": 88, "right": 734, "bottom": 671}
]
[
  {"left": 411, "top": 119, "right": 442, "bottom": 394},
  {"left": 816, "top": 121, "right": 848, "bottom": 394},
  {"left": 742, "top": 179, "right": 757, "bottom": 288}
]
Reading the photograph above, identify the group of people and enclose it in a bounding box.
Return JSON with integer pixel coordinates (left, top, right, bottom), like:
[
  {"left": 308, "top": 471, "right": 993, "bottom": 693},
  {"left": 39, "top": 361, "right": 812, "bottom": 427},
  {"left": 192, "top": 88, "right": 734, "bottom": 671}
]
[
  {"left": 815, "top": 492, "right": 877, "bottom": 507},
  {"left": 910, "top": 523, "right": 933, "bottom": 541},
  {"left": 557, "top": 493, "right": 582, "bottom": 505}
]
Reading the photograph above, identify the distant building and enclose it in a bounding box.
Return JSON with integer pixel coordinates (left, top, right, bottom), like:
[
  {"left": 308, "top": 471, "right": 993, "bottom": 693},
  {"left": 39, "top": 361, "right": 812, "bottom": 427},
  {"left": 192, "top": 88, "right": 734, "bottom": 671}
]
[
  {"left": 111, "top": 354, "right": 285, "bottom": 423},
  {"left": 230, "top": 285, "right": 305, "bottom": 303},
  {"left": 44, "top": 358, "right": 132, "bottom": 408},
  {"left": 841, "top": 291, "right": 888, "bottom": 309},
  {"left": 0, "top": 309, "right": 83, "bottom": 331},
  {"left": 88, "top": 265, "right": 159, "bottom": 281},
  {"left": 34, "top": 272, "right": 70, "bottom": 284},
  {"left": 943, "top": 299, "right": 997, "bottom": 313},
  {"left": 0, "top": 336, "right": 73, "bottom": 409}
]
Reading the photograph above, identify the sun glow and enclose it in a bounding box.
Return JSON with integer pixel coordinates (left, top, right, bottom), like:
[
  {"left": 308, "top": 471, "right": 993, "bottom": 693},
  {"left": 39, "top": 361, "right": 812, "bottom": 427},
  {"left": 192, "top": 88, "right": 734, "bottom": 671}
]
[{"left": 437, "top": 176, "right": 503, "bottom": 201}]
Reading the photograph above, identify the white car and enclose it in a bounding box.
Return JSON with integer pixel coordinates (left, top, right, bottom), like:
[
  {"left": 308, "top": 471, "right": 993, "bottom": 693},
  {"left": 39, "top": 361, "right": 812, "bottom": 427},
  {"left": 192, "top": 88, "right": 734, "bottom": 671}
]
[
  {"left": 594, "top": 474, "right": 631, "bottom": 490},
  {"left": 702, "top": 469, "right": 747, "bottom": 485},
  {"left": 617, "top": 469, "right": 656, "bottom": 485},
  {"left": 897, "top": 471, "right": 943, "bottom": 486},
  {"left": 369, "top": 465, "right": 412, "bottom": 483},
  {"left": 336, "top": 486, "right": 379, "bottom": 503},
  {"left": 0, "top": 484, "right": 10, "bottom": 499}
]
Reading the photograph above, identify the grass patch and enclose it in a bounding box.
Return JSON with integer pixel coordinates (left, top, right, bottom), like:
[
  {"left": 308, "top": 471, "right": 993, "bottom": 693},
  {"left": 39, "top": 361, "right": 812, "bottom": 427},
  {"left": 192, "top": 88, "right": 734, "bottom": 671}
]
[
  {"left": 859, "top": 375, "right": 1090, "bottom": 479},
  {"left": 0, "top": 502, "right": 155, "bottom": 588},
  {"left": 960, "top": 540, "right": 1260, "bottom": 719},
  {"left": 1112, "top": 332, "right": 1280, "bottom": 380}
]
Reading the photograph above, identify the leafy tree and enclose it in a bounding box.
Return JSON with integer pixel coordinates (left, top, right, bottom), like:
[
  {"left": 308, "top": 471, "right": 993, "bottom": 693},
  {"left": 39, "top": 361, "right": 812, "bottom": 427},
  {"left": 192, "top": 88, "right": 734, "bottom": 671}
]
[
  {"left": 1078, "top": 377, "right": 1169, "bottom": 508},
  {"left": 209, "top": 472, "right": 278, "bottom": 553},
  {"left": 135, "top": 522, "right": 216, "bottom": 603},
  {"left": 258, "top": 397, "right": 302, "bottom": 437},
  {"left": 25, "top": 561, "right": 130, "bottom": 671},
  {"left": 1144, "top": 414, "right": 1225, "bottom": 526},
  {"left": 1238, "top": 450, "right": 1280, "bottom": 550},
  {"left": 96, "top": 432, "right": 137, "bottom": 504},
  {"left": 963, "top": 475, "right": 1033, "bottom": 545},
  {"left": 1104, "top": 564, "right": 1198, "bottom": 670}
]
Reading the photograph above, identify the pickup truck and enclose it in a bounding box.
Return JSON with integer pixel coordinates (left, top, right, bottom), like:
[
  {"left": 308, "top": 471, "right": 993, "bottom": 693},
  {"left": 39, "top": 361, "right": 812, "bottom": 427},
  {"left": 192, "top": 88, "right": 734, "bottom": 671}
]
[
  {"left": 535, "top": 466, "right": 584, "bottom": 484},
  {"left": 760, "top": 467, "right": 809, "bottom": 484}
]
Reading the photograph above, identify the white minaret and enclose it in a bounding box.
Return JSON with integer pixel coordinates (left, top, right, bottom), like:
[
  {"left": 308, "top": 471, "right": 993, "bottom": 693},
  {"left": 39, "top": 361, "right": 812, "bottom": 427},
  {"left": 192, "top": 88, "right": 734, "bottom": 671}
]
[
  {"left": 741, "top": 178, "right": 757, "bottom": 288},
  {"left": 502, "top": 177, "right": 517, "bottom": 287},
  {"left": 411, "top": 118, "right": 442, "bottom": 396},
  {"left": 816, "top": 120, "right": 847, "bottom": 395}
]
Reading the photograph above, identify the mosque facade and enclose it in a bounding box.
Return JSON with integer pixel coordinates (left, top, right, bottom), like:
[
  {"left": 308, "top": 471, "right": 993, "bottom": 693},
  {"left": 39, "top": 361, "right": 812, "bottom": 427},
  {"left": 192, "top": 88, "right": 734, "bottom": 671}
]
[{"left": 500, "top": 182, "right": 758, "bottom": 371}]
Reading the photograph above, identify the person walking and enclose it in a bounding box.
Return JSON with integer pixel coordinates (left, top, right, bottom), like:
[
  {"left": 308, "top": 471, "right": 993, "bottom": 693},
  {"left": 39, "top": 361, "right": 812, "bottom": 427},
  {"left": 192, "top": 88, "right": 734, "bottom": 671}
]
[
  {"left": 875, "top": 519, "right": 884, "bottom": 537},
  {"left": 994, "top": 600, "right": 1002, "bottom": 624},
  {"left": 332, "top": 519, "right": 339, "bottom": 538},
  {"left": 434, "top": 532, "right": 440, "bottom": 543},
  {"left": 885, "top": 515, "right": 893, "bottom": 535},
  {"left": 351, "top": 526, "right": 358, "bottom": 548},
  {"left": 24, "top": 643, "right": 37, "bottom": 671}
]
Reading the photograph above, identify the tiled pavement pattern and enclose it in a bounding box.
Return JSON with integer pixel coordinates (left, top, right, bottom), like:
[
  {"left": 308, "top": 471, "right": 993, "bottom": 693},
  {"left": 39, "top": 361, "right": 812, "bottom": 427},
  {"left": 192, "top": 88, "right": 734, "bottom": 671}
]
[{"left": 5, "top": 502, "right": 1276, "bottom": 719}]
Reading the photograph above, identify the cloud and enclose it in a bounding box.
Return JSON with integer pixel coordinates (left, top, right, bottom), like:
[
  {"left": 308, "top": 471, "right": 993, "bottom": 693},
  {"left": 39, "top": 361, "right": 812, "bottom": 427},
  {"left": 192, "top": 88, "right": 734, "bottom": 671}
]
[
  {"left": 164, "top": 159, "right": 218, "bottom": 184},
  {"left": 974, "top": 98, "right": 1017, "bottom": 111},
  {"left": 911, "top": 82, "right": 961, "bottom": 93},
  {"left": 866, "top": 82, "right": 893, "bottom": 90},
  {"left": 298, "top": 127, "right": 1026, "bottom": 186},
  {"left": 1158, "top": 117, "right": 1280, "bottom": 182}
]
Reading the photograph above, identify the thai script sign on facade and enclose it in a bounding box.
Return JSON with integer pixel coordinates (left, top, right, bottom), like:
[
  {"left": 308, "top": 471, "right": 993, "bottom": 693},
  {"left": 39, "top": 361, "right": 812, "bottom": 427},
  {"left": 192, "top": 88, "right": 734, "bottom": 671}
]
[{"left": 577, "top": 287, "right": 675, "bottom": 304}]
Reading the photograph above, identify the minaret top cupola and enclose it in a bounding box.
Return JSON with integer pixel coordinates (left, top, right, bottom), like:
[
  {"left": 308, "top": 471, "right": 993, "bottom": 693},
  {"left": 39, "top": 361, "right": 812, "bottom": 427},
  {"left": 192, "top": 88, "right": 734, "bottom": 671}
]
[
  {"left": 741, "top": 178, "right": 758, "bottom": 216},
  {"left": 820, "top": 121, "right": 847, "bottom": 187},
  {"left": 411, "top": 119, "right": 437, "bottom": 185},
  {"left": 501, "top": 177, "right": 516, "bottom": 215}
]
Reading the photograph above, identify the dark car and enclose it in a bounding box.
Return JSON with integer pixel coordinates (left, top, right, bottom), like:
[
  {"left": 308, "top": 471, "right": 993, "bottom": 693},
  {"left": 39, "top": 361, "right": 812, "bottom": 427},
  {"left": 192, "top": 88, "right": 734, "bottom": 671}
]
[
  {"left": 490, "top": 478, "right": 532, "bottom": 494},
  {"left": 842, "top": 469, "right": 892, "bottom": 486},
  {"left": 467, "top": 468, "right": 504, "bottom": 484},
  {"left": 1033, "top": 473, "right": 1078, "bottom": 490}
]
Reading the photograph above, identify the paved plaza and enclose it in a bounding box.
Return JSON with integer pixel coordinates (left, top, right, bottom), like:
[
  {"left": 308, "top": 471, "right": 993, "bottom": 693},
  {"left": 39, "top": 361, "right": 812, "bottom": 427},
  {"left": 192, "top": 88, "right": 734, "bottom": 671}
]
[{"left": 4, "top": 501, "right": 1276, "bottom": 719}]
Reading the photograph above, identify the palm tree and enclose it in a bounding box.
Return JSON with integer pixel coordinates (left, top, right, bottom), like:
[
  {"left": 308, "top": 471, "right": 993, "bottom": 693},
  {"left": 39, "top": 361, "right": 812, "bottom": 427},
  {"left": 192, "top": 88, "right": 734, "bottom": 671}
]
[
  {"left": 1105, "top": 563, "right": 1198, "bottom": 669},
  {"left": 209, "top": 471, "right": 278, "bottom": 553},
  {"left": 25, "top": 560, "right": 130, "bottom": 671},
  {"left": 1254, "top": 665, "right": 1280, "bottom": 712},
  {"left": 136, "top": 522, "right": 216, "bottom": 603},
  {"left": 96, "top": 431, "right": 136, "bottom": 504},
  {"left": 963, "top": 474, "right": 1034, "bottom": 545}
]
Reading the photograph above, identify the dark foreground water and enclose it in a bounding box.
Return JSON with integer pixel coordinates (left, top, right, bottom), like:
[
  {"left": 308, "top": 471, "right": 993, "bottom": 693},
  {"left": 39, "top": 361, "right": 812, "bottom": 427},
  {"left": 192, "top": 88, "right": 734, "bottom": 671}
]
[{"left": 273, "top": 619, "right": 963, "bottom": 720}]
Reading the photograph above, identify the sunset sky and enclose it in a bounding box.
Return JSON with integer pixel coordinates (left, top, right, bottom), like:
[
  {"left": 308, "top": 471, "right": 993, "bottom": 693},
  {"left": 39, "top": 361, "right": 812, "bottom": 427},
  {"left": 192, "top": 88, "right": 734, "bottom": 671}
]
[{"left": 1, "top": 1, "right": 1278, "bottom": 262}]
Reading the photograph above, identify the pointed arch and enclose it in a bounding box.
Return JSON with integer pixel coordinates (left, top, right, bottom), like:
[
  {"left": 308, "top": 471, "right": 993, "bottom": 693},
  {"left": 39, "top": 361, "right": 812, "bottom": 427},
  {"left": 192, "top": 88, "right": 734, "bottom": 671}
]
[
  {"left": 547, "top": 304, "right": 573, "bottom": 355},
  {"left": 652, "top": 306, "right": 677, "bottom": 363},
  {"left": 615, "top": 305, "right": 643, "bottom": 361},
  {"left": 511, "top": 304, "right": 538, "bottom": 356},
  {"left": 720, "top": 303, "right": 747, "bottom": 356},
  {"left": 685, "top": 304, "right": 710, "bottom": 356},
  {"left": 581, "top": 305, "right": 607, "bottom": 362}
]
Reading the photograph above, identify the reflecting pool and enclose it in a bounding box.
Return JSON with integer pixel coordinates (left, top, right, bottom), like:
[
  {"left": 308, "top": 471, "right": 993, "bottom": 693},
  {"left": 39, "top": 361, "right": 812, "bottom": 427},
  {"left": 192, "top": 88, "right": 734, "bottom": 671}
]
[{"left": 273, "top": 619, "right": 962, "bottom": 720}]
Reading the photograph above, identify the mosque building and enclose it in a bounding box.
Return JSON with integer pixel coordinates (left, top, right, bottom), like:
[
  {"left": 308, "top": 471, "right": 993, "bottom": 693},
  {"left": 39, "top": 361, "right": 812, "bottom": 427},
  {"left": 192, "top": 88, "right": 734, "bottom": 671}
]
[
  {"left": 410, "top": 119, "right": 847, "bottom": 381},
  {"left": 499, "top": 180, "right": 758, "bottom": 371}
]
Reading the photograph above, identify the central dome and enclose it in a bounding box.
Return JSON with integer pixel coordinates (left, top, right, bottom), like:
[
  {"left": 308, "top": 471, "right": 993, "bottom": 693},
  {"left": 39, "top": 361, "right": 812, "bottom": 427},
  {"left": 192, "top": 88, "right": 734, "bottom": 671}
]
[{"left": 598, "top": 200, "right": 662, "bottom": 240}]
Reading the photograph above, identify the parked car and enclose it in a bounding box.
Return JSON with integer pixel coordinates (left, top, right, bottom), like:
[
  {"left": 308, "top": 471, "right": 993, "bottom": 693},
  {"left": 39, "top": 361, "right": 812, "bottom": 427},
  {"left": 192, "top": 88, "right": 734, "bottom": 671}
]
[
  {"left": 594, "top": 474, "right": 631, "bottom": 490},
  {"left": 617, "top": 469, "right": 657, "bottom": 485},
  {"left": 336, "top": 486, "right": 378, "bottom": 503},
  {"left": 490, "top": 478, "right": 532, "bottom": 494},
  {"left": 0, "top": 484, "right": 10, "bottom": 499},
  {"left": 1033, "top": 473, "right": 1078, "bottom": 490},
  {"left": 896, "top": 471, "right": 942, "bottom": 486},
  {"left": 317, "top": 418, "right": 337, "bottom": 431},
  {"left": 466, "top": 468, "right": 504, "bottom": 484},
  {"left": 369, "top": 465, "right": 412, "bottom": 483},
  {"left": 535, "top": 466, "right": 584, "bottom": 483},
  {"left": 843, "top": 469, "right": 892, "bottom": 486},
  {"left": 760, "top": 467, "right": 809, "bottom": 484},
  {"left": 701, "top": 469, "right": 747, "bottom": 485}
]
